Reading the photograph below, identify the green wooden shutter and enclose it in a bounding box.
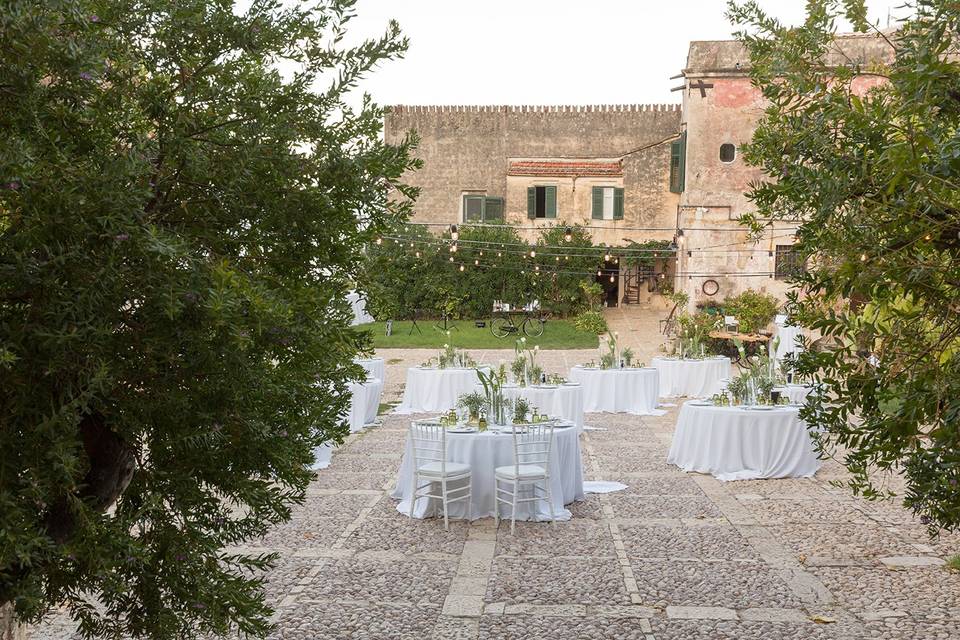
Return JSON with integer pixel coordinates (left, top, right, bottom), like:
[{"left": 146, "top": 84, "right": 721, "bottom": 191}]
[
  {"left": 545, "top": 186, "right": 557, "bottom": 218},
  {"left": 670, "top": 132, "right": 687, "bottom": 193},
  {"left": 613, "top": 188, "right": 624, "bottom": 219},
  {"left": 591, "top": 187, "right": 603, "bottom": 219},
  {"left": 484, "top": 197, "right": 504, "bottom": 222},
  {"left": 527, "top": 187, "right": 536, "bottom": 219}
]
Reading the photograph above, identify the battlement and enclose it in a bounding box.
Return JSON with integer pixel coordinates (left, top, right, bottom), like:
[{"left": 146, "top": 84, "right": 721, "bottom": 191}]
[{"left": 390, "top": 104, "right": 681, "bottom": 114}]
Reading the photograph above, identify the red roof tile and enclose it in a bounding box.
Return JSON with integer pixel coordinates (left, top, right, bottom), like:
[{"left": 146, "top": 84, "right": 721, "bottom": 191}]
[{"left": 507, "top": 160, "right": 623, "bottom": 178}]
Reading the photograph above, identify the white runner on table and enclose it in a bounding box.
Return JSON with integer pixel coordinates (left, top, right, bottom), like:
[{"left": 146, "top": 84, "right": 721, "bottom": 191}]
[
  {"left": 391, "top": 423, "right": 585, "bottom": 521},
  {"left": 651, "top": 357, "right": 731, "bottom": 398},
  {"left": 395, "top": 367, "right": 489, "bottom": 414},
  {"left": 667, "top": 402, "right": 821, "bottom": 481},
  {"left": 567, "top": 366, "right": 662, "bottom": 415}
]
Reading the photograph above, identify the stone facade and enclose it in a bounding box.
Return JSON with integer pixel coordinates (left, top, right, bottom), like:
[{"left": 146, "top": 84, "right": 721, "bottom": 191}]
[
  {"left": 675, "top": 34, "right": 896, "bottom": 308},
  {"left": 383, "top": 105, "right": 682, "bottom": 248}
]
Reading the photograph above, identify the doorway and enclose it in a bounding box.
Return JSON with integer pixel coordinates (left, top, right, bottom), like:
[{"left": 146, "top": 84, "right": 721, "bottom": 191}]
[{"left": 596, "top": 259, "right": 620, "bottom": 308}]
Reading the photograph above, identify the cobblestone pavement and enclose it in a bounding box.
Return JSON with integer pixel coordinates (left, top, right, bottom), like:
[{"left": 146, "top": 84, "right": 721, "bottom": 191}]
[{"left": 31, "top": 352, "right": 960, "bottom": 640}]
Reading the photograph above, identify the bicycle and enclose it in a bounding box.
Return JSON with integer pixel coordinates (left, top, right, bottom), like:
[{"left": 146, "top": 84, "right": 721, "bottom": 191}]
[{"left": 490, "top": 309, "right": 545, "bottom": 339}]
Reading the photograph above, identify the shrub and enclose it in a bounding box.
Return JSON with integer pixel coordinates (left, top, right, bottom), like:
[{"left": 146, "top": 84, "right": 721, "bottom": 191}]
[
  {"left": 722, "top": 290, "right": 779, "bottom": 334},
  {"left": 574, "top": 310, "right": 608, "bottom": 335}
]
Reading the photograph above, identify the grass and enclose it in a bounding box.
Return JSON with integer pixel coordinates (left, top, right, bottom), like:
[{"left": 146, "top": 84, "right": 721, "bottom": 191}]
[
  {"left": 360, "top": 319, "right": 600, "bottom": 350},
  {"left": 947, "top": 555, "right": 960, "bottom": 572}
]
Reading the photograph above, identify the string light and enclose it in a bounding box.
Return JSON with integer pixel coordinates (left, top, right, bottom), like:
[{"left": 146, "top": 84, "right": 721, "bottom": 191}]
[
  {"left": 530, "top": 250, "right": 536, "bottom": 258},
  {"left": 375, "top": 237, "right": 382, "bottom": 245},
  {"left": 450, "top": 224, "right": 459, "bottom": 241},
  {"left": 497, "top": 251, "right": 502, "bottom": 257},
  {"left": 597, "top": 270, "right": 602, "bottom": 277},
  {"left": 564, "top": 226, "right": 572, "bottom": 242},
  {"left": 449, "top": 243, "right": 458, "bottom": 253},
  {"left": 609, "top": 275, "right": 615, "bottom": 282},
  {"left": 449, "top": 256, "right": 454, "bottom": 262},
  {"left": 459, "top": 263, "right": 465, "bottom": 272},
  {"left": 535, "top": 265, "right": 540, "bottom": 272},
  {"left": 474, "top": 259, "right": 479, "bottom": 266},
  {"left": 860, "top": 253, "right": 868, "bottom": 261},
  {"left": 415, "top": 251, "right": 420, "bottom": 258}
]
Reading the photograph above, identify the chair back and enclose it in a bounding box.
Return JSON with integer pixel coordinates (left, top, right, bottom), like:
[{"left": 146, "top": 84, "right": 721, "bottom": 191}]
[
  {"left": 410, "top": 421, "right": 448, "bottom": 474},
  {"left": 510, "top": 423, "right": 554, "bottom": 477},
  {"left": 724, "top": 315, "right": 738, "bottom": 325}
]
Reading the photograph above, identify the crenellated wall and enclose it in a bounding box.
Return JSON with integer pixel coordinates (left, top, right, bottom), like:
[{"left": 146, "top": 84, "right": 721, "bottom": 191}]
[{"left": 384, "top": 104, "right": 682, "bottom": 246}]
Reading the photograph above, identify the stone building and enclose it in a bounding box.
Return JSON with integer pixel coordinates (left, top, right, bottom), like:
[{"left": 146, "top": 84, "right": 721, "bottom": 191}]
[
  {"left": 384, "top": 31, "right": 895, "bottom": 310},
  {"left": 673, "top": 33, "right": 894, "bottom": 307}
]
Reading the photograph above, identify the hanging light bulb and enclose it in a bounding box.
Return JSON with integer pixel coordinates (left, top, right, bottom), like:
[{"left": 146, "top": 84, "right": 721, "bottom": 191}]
[
  {"left": 564, "top": 255, "right": 569, "bottom": 261},
  {"left": 449, "top": 243, "right": 458, "bottom": 253},
  {"left": 375, "top": 237, "right": 382, "bottom": 245},
  {"left": 604, "top": 252, "right": 611, "bottom": 262},
  {"left": 415, "top": 251, "right": 421, "bottom": 258},
  {"left": 449, "top": 256, "right": 454, "bottom": 262},
  {"left": 535, "top": 265, "right": 540, "bottom": 272},
  {"left": 479, "top": 250, "right": 483, "bottom": 256},
  {"left": 474, "top": 259, "right": 479, "bottom": 266},
  {"left": 450, "top": 224, "right": 459, "bottom": 241},
  {"left": 609, "top": 275, "right": 615, "bottom": 283},
  {"left": 597, "top": 270, "right": 602, "bottom": 277},
  {"left": 497, "top": 251, "right": 502, "bottom": 257},
  {"left": 555, "top": 256, "right": 560, "bottom": 261},
  {"left": 459, "top": 263, "right": 465, "bottom": 272},
  {"left": 564, "top": 226, "right": 573, "bottom": 242},
  {"left": 530, "top": 249, "right": 536, "bottom": 258},
  {"left": 925, "top": 233, "right": 932, "bottom": 241},
  {"left": 860, "top": 253, "right": 868, "bottom": 262}
]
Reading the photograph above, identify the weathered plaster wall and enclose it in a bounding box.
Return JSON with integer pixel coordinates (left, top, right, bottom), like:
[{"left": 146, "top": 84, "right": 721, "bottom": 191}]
[{"left": 384, "top": 105, "right": 681, "bottom": 245}]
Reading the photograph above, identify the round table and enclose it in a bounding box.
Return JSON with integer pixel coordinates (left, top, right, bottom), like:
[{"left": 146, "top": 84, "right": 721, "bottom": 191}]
[
  {"left": 355, "top": 356, "right": 385, "bottom": 383},
  {"left": 391, "top": 422, "right": 585, "bottom": 521},
  {"left": 498, "top": 383, "right": 585, "bottom": 429},
  {"left": 651, "top": 356, "right": 731, "bottom": 398},
  {"left": 774, "top": 383, "right": 815, "bottom": 405},
  {"left": 567, "top": 367, "right": 660, "bottom": 414},
  {"left": 395, "top": 367, "right": 489, "bottom": 414},
  {"left": 667, "top": 402, "right": 821, "bottom": 481}
]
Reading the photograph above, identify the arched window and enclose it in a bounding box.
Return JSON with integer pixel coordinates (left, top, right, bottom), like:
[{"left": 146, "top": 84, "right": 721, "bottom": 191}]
[{"left": 719, "top": 143, "right": 736, "bottom": 163}]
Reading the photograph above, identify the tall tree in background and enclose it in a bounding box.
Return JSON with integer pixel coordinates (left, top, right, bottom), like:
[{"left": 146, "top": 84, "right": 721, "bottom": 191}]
[
  {"left": 0, "top": 0, "right": 416, "bottom": 637},
  {"left": 728, "top": 0, "right": 960, "bottom": 530}
]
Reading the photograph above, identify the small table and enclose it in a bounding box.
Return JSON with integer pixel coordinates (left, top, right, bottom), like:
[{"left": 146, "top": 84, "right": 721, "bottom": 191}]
[
  {"left": 774, "top": 383, "right": 815, "bottom": 405},
  {"left": 667, "top": 402, "right": 821, "bottom": 481},
  {"left": 391, "top": 422, "right": 585, "bottom": 521},
  {"left": 651, "top": 356, "right": 731, "bottom": 398},
  {"left": 347, "top": 378, "right": 383, "bottom": 433},
  {"left": 355, "top": 356, "right": 385, "bottom": 383},
  {"left": 395, "top": 367, "right": 489, "bottom": 414},
  {"left": 500, "top": 383, "right": 585, "bottom": 429},
  {"left": 567, "top": 367, "right": 660, "bottom": 415}
]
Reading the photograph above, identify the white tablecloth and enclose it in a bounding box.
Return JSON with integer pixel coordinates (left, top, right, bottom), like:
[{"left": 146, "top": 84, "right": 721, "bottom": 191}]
[
  {"left": 347, "top": 291, "right": 374, "bottom": 325},
  {"left": 395, "top": 367, "right": 489, "bottom": 414},
  {"left": 391, "top": 424, "right": 585, "bottom": 521},
  {"left": 567, "top": 367, "right": 660, "bottom": 414},
  {"left": 667, "top": 403, "right": 821, "bottom": 481},
  {"left": 652, "top": 357, "right": 731, "bottom": 398},
  {"left": 347, "top": 378, "right": 383, "bottom": 432},
  {"left": 500, "top": 384, "right": 585, "bottom": 429},
  {"left": 775, "top": 324, "right": 804, "bottom": 361},
  {"left": 355, "top": 357, "right": 385, "bottom": 383},
  {"left": 775, "top": 384, "right": 814, "bottom": 405}
]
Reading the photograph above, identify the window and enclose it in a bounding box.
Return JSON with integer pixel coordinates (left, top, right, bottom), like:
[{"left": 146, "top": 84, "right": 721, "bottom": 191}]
[
  {"left": 720, "top": 143, "right": 736, "bottom": 163},
  {"left": 526, "top": 185, "right": 557, "bottom": 219},
  {"left": 463, "top": 195, "right": 504, "bottom": 222},
  {"left": 775, "top": 245, "right": 805, "bottom": 279},
  {"left": 670, "top": 132, "right": 686, "bottom": 193},
  {"left": 591, "top": 186, "right": 624, "bottom": 220}
]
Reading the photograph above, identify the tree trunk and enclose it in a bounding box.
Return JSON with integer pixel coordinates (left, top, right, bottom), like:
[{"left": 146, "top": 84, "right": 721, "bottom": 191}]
[{"left": 0, "top": 603, "right": 26, "bottom": 640}]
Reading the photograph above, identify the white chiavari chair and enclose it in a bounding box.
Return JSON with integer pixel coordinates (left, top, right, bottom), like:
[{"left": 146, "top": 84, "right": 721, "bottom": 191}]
[
  {"left": 408, "top": 421, "right": 472, "bottom": 531},
  {"left": 494, "top": 423, "right": 555, "bottom": 534}
]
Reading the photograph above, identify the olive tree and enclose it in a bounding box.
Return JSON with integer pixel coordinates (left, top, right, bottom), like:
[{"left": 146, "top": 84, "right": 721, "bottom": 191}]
[
  {"left": 0, "top": 0, "right": 416, "bottom": 636},
  {"left": 728, "top": 0, "right": 960, "bottom": 531}
]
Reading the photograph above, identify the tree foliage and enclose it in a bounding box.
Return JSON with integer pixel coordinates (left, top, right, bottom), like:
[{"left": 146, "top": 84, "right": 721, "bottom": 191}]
[
  {"left": 728, "top": 0, "right": 960, "bottom": 530},
  {"left": 0, "top": 0, "right": 415, "bottom": 636},
  {"left": 361, "top": 222, "right": 603, "bottom": 320}
]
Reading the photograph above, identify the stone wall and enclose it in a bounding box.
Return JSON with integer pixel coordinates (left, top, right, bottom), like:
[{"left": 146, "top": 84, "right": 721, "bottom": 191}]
[{"left": 384, "top": 104, "right": 682, "bottom": 246}]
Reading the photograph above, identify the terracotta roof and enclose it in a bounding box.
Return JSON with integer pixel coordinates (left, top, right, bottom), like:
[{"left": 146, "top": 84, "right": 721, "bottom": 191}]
[{"left": 508, "top": 160, "right": 623, "bottom": 178}]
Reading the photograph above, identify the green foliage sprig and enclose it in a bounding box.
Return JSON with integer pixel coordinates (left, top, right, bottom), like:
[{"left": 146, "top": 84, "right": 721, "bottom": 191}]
[{"left": 728, "top": 0, "right": 960, "bottom": 531}]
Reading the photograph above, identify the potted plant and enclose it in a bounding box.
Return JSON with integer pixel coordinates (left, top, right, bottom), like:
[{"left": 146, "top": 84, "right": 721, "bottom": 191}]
[{"left": 457, "top": 392, "right": 486, "bottom": 423}]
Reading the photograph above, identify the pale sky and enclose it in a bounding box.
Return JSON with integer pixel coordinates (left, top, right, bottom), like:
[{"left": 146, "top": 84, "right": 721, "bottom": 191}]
[{"left": 344, "top": 0, "right": 900, "bottom": 107}]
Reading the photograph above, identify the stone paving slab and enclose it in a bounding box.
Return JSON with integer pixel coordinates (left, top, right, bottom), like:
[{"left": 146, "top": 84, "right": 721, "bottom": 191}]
[{"left": 29, "top": 347, "right": 959, "bottom": 640}]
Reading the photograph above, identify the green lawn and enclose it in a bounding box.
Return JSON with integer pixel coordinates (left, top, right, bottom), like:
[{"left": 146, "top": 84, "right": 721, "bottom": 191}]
[{"left": 360, "top": 319, "right": 600, "bottom": 350}]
